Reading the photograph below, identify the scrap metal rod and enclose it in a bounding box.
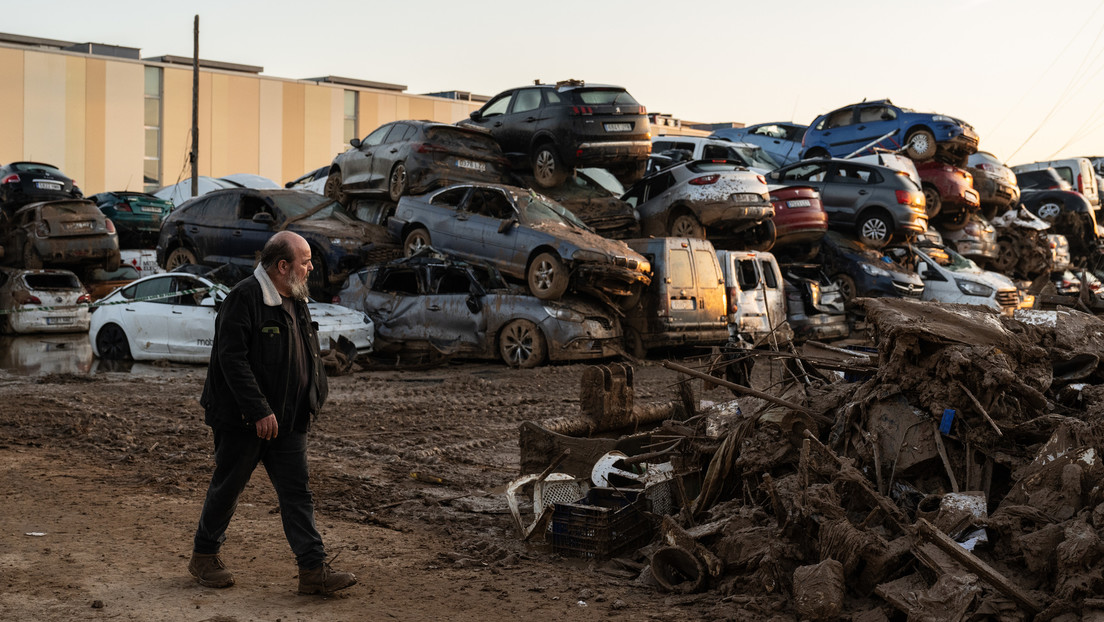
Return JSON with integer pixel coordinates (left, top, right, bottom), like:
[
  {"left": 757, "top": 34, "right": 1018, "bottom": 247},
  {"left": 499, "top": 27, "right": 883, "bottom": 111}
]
[
  {"left": 956, "top": 381, "right": 1004, "bottom": 437},
  {"left": 662, "top": 360, "right": 828, "bottom": 423}
]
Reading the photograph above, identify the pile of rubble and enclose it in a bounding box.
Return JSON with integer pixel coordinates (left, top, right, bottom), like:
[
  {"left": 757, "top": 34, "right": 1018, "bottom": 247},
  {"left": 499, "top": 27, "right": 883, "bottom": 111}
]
[{"left": 509, "top": 298, "right": 1104, "bottom": 621}]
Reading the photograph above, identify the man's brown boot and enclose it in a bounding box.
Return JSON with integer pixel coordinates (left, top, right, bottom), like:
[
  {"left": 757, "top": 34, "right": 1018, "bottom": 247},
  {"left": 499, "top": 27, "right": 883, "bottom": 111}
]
[
  {"left": 298, "top": 562, "right": 356, "bottom": 595},
  {"left": 188, "top": 552, "right": 235, "bottom": 588}
]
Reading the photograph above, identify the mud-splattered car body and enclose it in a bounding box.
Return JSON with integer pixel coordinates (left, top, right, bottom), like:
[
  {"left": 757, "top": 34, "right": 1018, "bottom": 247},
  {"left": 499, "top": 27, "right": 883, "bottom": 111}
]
[
  {"left": 769, "top": 184, "right": 827, "bottom": 248},
  {"left": 622, "top": 160, "right": 775, "bottom": 250},
  {"left": 336, "top": 252, "right": 622, "bottom": 368},
  {"left": 155, "top": 189, "right": 398, "bottom": 299},
  {"left": 966, "top": 151, "right": 1020, "bottom": 219},
  {"left": 514, "top": 168, "right": 640, "bottom": 240},
  {"left": 938, "top": 213, "right": 998, "bottom": 267},
  {"left": 0, "top": 267, "right": 90, "bottom": 334},
  {"left": 0, "top": 200, "right": 120, "bottom": 272},
  {"left": 387, "top": 183, "right": 650, "bottom": 305}
]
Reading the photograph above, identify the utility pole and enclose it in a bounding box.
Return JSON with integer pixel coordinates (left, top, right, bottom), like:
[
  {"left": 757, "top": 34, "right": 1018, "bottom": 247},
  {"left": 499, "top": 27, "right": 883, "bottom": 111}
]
[{"left": 190, "top": 15, "right": 199, "bottom": 197}]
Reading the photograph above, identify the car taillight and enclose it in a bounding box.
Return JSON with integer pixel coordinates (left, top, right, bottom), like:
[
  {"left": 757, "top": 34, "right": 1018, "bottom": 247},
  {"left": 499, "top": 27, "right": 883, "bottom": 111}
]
[
  {"left": 1078, "top": 173, "right": 1085, "bottom": 194},
  {"left": 571, "top": 106, "right": 594, "bottom": 115},
  {"left": 756, "top": 175, "right": 766, "bottom": 185},
  {"left": 416, "top": 143, "right": 447, "bottom": 154},
  {"left": 896, "top": 190, "right": 913, "bottom": 205},
  {"left": 727, "top": 287, "right": 738, "bottom": 315},
  {"left": 15, "top": 293, "right": 41, "bottom": 305},
  {"left": 77, "top": 294, "right": 91, "bottom": 305},
  {"left": 105, "top": 219, "right": 116, "bottom": 233},
  {"left": 116, "top": 201, "right": 133, "bottom": 212},
  {"left": 640, "top": 106, "right": 646, "bottom": 115},
  {"left": 1, "top": 173, "right": 18, "bottom": 184},
  {"left": 689, "top": 175, "right": 720, "bottom": 185}
]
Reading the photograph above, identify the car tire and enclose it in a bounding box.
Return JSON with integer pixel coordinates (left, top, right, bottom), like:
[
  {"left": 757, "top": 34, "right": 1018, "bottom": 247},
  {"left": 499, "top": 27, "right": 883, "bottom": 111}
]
[
  {"left": 669, "top": 212, "right": 704, "bottom": 238},
  {"left": 1037, "top": 201, "right": 1062, "bottom": 221},
  {"left": 498, "top": 319, "right": 546, "bottom": 369},
  {"left": 832, "top": 273, "right": 857, "bottom": 305},
  {"left": 165, "top": 246, "right": 197, "bottom": 271},
  {"left": 527, "top": 251, "right": 569, "bottom": 300},
  {"left": 804, "top": 147, "right": 829, "bottom": 159},
  {"left": 856, "top": 212, "right": 893, "bottom": 247},
  {"left": 618, "top": 282, "right": 644, "bottom": 311},
  {"left": 991, "top": 236, "right": 1017, "bottom": 274},
  {"left": 744, "top": 220, "right": 777, "bottom": 252},
  {"left": 388, "top": 163, "right": 407, "bottom": 203},
  {"left": 96, "top": 323, "right": 132, "bottom": 360},
  {"left": 22, "top": 242, "right": 43, "bottom": 270},
  {"left": 939, "top": 209, "right": 970, "bottom": 231},
  {"left": 324, "top": 169, "right": 347, "bottom": 206},
  {"left": 923, "top": 185, "right": 942, "bottom": 219},
  {"left": 532, "top": 145, "right": 567, "bottom": 188},
  {"left": 403, "top": 227, "right": 431, "bottom": 257},
  {"left": 906, "top": 129, "right": 937, "bottom": 161}
]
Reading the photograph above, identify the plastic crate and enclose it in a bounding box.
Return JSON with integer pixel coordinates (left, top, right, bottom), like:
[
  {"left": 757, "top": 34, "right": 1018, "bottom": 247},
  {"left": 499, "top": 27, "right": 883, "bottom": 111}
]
[{"left": 549, "top": 488, "right": 652, "bottom": 559}]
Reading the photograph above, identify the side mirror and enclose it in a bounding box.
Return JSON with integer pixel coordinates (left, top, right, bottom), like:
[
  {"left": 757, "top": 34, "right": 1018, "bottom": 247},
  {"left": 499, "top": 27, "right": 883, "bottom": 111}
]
[
  {"left": 469, "top": 110, "right": 482, "bottom": 121},
  {"left": 466, "top": 294, "right": 483, "bottom": 314},
  {"left": 252, "top": 212, "right": 275, "bottom": 225},
  {"left": 350, "top": 137, "right": 362, "bottom": 149},
  {"left": 498, "top": 217, "right": 517, "bottom": 234}
]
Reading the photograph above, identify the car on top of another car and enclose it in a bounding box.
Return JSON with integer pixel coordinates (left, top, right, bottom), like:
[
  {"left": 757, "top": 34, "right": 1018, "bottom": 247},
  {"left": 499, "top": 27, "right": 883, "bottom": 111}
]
[
  {"left": 801, "top": 99, "right": 978, "bottom": 162},
  {"left": 88, "top": 191, "right": 174, "bottom": 249},
  {"left": 966, "top": 151, "right": 1020, "bottom": 220},
  {"left": 650, "top": 135, "right": 781, "bottom": 173},
  {"left": 0, "top": 199, "right": 120, "bottom": 272},
  {"left": 460, "top": 79, "right": 651, "bottom": 188},
  {"left": 1012, "top": 157, "right": 1100, "bottom": 211},
  {"left": 0, "top": 162, "right": 82, "bottom": 211},
  {"left": 710, "top": 122, "right": 807, "bottom": 167}
]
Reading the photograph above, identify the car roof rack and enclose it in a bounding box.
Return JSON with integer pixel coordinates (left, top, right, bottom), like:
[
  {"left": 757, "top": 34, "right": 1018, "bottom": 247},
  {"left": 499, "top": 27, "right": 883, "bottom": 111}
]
[{"left": 555, "top": 79, "right": 585, "bottom": 88}]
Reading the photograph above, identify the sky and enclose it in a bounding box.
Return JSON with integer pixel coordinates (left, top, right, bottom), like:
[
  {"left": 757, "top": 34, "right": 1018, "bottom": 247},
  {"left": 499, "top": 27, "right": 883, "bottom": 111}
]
[{"left": 5, "top": 0, "right": 1104, "bottom": 165}]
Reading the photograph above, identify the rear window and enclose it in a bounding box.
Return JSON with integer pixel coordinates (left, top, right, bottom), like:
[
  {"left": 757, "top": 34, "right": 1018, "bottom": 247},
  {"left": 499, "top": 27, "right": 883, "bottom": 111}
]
[
  {"left": 425, "top": 127, "right": 501, "bottom": 154},
  {"left": 39, "top": 201, "right": 97, "bottom": 220},
  {"left": 571, "top": 89, "right": 639, "bottom": 106},
  {"left": 737, "top": 259, "right": 759, "bottom": 290},
  {"left": 694, "top": 250, "right": 721, "bottom": 286},
  {"left": 11, "top": 162, "right": 64, "bottom": 175},
  {"left": 24, "top": 273, "right": 81, "bottom": 290},
  {"left": 686, "top": 161, "right": 742, "bottom": 173},
  {"left": 668, "top": 249, "right": 694, "bottom": 289}
]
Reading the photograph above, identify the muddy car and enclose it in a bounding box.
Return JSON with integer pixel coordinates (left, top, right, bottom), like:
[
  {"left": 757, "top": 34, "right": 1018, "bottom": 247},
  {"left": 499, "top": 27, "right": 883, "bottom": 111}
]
[
  {"left": 514, "top": 168, "right": 639, "bottom": 240},
  {"left": 966, "top": 151, "right": 1020, "bottom": 219},
  {"left": 324, "top": 121, "right": 510, "bottom": 205},
  {"left": 0, "top": 267, "right": 90, "bottom": 334},
  {"left": 89, "top": 271, "right": 373, "bottom": 363},
  {"left": 387, "top": 183, "right": 651, "bottom": 306},
  {"left": 622, "top": 160, "right": 776, "bottom": 251},
  {"left": 938, "top": 213, "right": 998, "bottom": 267},
  {"left": 1016, "top": 173, "right": 1101, "bottom": 261},
  {"left": 155, "top": 188, "right": 398, "bottom": 299},
  {"left": 336, "top": 251, "right": 622, "bottom": 369},
  {"left": 917, "top": 160, "right": 979, "bottom": 224},
  {"left": 0, "top": 199, "right": 120, "bottom": 272},
  {"left": 88, "top": 191, "right": 173, "bottom": 249},
  {"left": 769, "top": 184, "right": 827, "bottom": 251},
  {"left": 816, "top": 231, "right": 924, "bottom": 305},
  {"left": 780, "top": 263, "right": 849, "bottom": 342}
]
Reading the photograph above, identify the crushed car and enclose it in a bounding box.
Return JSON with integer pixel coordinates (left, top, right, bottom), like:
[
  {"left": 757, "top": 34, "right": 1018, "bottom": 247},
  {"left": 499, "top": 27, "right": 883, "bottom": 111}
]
[
  {"left": 513, "top": 168, "right": 640, "bottom": 240},
  {"left": 0, "top": 199, "right": 120, "bottom": 272},
  {"left": 816, "top": 230, "right": 924, "bottom": 305},
  {"left": 387, "top": 183, "right": 651, "bottom": 306},
  {"left": 0, "top": 267, "right": 90, "bottom": 334},
  {"left": 336, "top": 250, "right": 622, "bottom": 368},
  {"left": 710, "top": 122, "right": 807, "bottom": 167},
  {"left": 780, "top": 263, "right": 849, "bottom": 342}
]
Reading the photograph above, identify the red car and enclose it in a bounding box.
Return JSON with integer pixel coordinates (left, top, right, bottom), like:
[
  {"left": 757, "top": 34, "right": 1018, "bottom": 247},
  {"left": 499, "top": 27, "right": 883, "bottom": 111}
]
[
  {"left": 917, "top": 160, "right": 979, "bottom": 227},
  {"left": 768, "top": 185, "right": 827, "bottom": 250}
]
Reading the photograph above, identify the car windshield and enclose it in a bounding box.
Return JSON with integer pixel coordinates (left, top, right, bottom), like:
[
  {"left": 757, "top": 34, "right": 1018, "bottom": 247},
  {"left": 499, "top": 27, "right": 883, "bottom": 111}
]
[
  {"left": 273, "top": 194, "right": 343, "bottom": 222},
  {"left": 515, "top": 191, "right": 590, "bottom": 229},
  {"left": 11, "top": 162, "right": 64, "bottom": 175},
  {"left": 730, "top": 144, "right": 779, "bottom": 169},
  {"left": 933, "top": 246, "right": 979, "bottom": 272}
]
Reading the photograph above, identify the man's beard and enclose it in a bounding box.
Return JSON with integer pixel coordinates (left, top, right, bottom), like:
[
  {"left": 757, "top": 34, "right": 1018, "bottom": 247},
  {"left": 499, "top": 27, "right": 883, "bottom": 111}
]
[{"left": 288, "top": 269, "right": 311, "bottom": 301}]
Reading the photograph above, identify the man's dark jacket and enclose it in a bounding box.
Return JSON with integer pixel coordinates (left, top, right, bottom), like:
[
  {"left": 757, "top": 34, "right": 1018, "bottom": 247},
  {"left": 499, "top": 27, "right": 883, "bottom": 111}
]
[{"left": 201, "top": 265, "right": 328, "bottom": 432}]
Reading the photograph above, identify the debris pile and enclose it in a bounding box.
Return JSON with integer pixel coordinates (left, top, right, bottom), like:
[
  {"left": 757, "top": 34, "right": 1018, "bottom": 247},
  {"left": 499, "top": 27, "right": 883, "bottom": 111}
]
[{"left": 511, "top": 298, "right": 1104, "bottom": 620}]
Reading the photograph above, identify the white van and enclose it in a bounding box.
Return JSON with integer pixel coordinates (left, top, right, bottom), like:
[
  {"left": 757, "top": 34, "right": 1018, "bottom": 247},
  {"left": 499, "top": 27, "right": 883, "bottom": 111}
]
[
  {"left": 714, "top": 250, "right": 792, "bottom": 346},
  {"left": 1012, "top": 158, "right": 1100, "bottom": 210}
]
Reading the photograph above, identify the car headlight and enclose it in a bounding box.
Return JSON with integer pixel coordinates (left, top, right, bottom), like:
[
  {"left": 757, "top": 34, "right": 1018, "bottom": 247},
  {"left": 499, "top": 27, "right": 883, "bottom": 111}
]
[
  {"left": 572, "top": 250, "right": 609, "bottom": 263},
  {"left": 956, "top": 278, "right": 993, "bottom": 297},
  {"left": 543, "top": 305, "right": 585, "bottom": 322},
  {"left": 860, "top": 263, "right": 890, "bottom": 277},
  {"left": 932, "top": 115, "right": 953, "bottom": 123}
]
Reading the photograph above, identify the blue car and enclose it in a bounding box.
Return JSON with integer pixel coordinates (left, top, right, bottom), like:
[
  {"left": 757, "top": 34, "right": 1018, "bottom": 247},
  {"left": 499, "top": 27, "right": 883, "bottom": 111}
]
[
  {"left": 711, "top": 122, "right": 806, "bottom": 167},
  {"left": 801, "top": 100, "right": 978, "bottom": 162},
  {"left": 816, "top": 230, "right": 924, "bottom": 305}
]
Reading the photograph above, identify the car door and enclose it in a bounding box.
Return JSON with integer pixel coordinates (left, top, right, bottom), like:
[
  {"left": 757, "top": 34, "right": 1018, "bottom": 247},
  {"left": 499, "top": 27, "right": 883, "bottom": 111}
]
[
  {"left": 369, "top": 123, "right": 414, "bottom": 192},
  {"left": 466, "top": 92, "right": 515, "bottom": 156},
  {"left": 425, "top": 186, "right": 477, "bottom": 253},
  {"left": 342, "top": 124, "right": 392, "bottom": 190},
  {"left": 818, "top": 162, "right": 877, "bottom": 225},
  {"left": 227, "top": 193, "right": 278, "bottom": 265},
  {"left": 187, "top": 193, "right": 239, "bottom": 265},
  {"left": 121, "top": 276, "right": 174, "bottom": 357},
  {"left": 818, "top": 107, "right": 858, "bottom": 153},
  {"left": 421, "top": 265, "right": 485, "bottom": 352},
  {"left": 496, "top": 88, "right": 545, "bottom": 158},
  {"left": 166, "top": 275, "right": 218, "bottom": 360},
  {"left": 450, "top": 187, "right": 518, "bottom": 272},
  {"left": 849, "top": 104, "right": 899, "bottom": 156}
]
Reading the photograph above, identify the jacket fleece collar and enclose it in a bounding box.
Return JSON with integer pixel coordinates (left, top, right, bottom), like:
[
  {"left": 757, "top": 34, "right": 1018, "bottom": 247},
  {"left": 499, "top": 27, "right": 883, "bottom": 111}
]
[{"left": 254, "top": 264, "right": 282, "bottom": 307}]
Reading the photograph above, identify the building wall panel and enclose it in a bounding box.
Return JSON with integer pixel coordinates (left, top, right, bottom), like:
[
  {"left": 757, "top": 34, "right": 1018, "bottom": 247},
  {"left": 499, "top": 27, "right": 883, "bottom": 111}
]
[
  {"left": 225, "top": 75, "right": 260, "bottom": 176},
  {"left": 161, "top": 66, "right": 193, "bottom": 193},
  {"left": 258, "top": 80, "right": 284, "bottom": 183},
  {"left": 23, "top": 51, "right": 67, "bottom": 166},
  {"left": 302, "top": 84, "right": 332, "bottom": 179},
  {"left": 282, "top": 82, "right": 306, "bottom": 186},
  {"left": 64, "top": 57, "right": 86, "bottom": 190},
  {"left": 102, "top": 61, "right": 143, "bottom": 192},
  {"left": 0, "top": 47, "right": 24, "bottom": 164},
  {"left": 84, "top": 59, "right": 106, "bottom": 193}
]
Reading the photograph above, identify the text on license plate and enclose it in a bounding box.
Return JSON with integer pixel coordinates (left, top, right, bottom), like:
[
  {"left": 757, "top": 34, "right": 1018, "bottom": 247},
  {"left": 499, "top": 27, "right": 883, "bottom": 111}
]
[
  {"left": 604, "top": 123, "right": 632, "bottom": 132},
  {"left": 64, "top": 221, "right": 94, "bottom": 231},
  {"left": 46, "top": 317, "right": 75, "bottom": 325},
  {"left": 786, "top": 199, "right": 812, "bottom": 208},
  {"left": 670, "top": 299, "right": 695, "bottom": 310},
  {"left": 455, "top": 159, "right": 487, "bottom": 172},
  {"left": 35, "top": 181, "right": 61, "bottom": 190},
  {"left": 140, "top": 206, "right": 162, "bottom": 213}
]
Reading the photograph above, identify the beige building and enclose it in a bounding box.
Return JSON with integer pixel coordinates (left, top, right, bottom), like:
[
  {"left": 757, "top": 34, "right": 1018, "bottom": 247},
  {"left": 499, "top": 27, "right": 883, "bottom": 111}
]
[{"left": 0, "top": 33, "right": 483, "bottom": 197}]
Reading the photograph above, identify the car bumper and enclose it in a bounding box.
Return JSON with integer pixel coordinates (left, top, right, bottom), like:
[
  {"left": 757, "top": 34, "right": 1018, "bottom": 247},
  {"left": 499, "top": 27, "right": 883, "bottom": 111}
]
[
  {"left": 936, "top": 129, "right": 979, "bottom": 155},
  {"left": 9, "top": 307, "right": 91, "bottom": 334},
  {"left": 974, "top": 178, "right": 1020, "bottom": 208},
  {"left": 951, "top": 238, "right": 999, "bottom": 260},
  {"left": 33, "top": 237, "right": 119, "bottom": 266},
  {"left": 774, "top": 211, "right": 828, "bottom": 244},
  {"left": 572, "top": 140, "right": 652, "bottom": 165},
  {"left": 696, "top": 201, "right": 775, "bottom": 229}
]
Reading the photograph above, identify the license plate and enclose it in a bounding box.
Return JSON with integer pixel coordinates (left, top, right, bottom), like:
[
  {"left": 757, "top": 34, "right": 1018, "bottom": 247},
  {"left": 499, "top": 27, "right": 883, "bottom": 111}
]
[
  {"left": 46, "top": 317, "right": 75, "bottom": 325},
  {"left": 455, "top": 159, "right": 486, "bottom": 172},
  {"left": 670, "top": 299, "right": 695, "bottom": 310},
  {"left": 604, "top": 123, "right": 632, "bottom": 132},
  {"left": 35, "top": 181, "right": 62, "bottom": 190},
  {"left": 140, "top": 206, "right": 162, "bottom": 213},
  {"left": 64, "top": 221, "right": 94, "bottom": 231},
  {"left": 786, "top": 199, "right": 812, "bottom": 208}
]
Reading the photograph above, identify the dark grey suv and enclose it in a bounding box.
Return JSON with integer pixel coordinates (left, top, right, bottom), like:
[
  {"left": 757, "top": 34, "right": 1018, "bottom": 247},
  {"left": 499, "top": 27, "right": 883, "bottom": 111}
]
[
  {"left": 767, "top": 158, "right": 927, "bottom": 247},
  {"left": 460, "top": 80, "right": 651, "bottom": 189}
]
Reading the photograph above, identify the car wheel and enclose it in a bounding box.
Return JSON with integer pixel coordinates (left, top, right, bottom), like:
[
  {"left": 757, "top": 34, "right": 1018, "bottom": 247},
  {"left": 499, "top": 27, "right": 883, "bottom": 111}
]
[
  {"left": 22, "top": 242, "right": 43, "bottom": 270},
  {"left": 324, "top": 169, "right": 347, "bottom": 206},
  {"left": 906, "top": 129, "right": 937, "bottom": 161},
  {"left": 744, "top": 220, "right": 777, "bottom": 252},
  {"left": 939, "top": 209, "right": 970, "bottom": 231},
  {"left": 498, "top": 319, "right": 546, "bottom": 369},
  {"left": 532, "top": 145, "right": 567, "bottom": 188},
  {"left": 96, "top": 323, "right": 132, "bottom": 360},
  {"left": 832, "top": 274, "right": 857, "bottom": 305},
  {"left": 618, "top": 282, "right": 644, "bottom": 311},
  {"left": 857, "top": 212, "right": 892, "bottom": 247},
  {"left": 403, "top": 227, "right": 431, "bottom": 257},
  {"left": 527, "top": 251, "right": 569, "bottom": 300},
  {"left": 923, "top": 186, "right": 942, "bottom": 219},
  {"left": 1037, "top": 201, "right": 1062, "bottom": 221},
  {"left": 669, "top": 213, "right": 704, "bottom": 238},
  {"left": 388, "top": 163, "right": 407, "bottom": 203},
  {"left": 991, "top": 236, "right": 1017, "bottom": 274},
  {"left": 165, "top": 246, "right": 197, "bottom": 271},
  {"left": 804, "top": 147, "right": 829, "bottom": 159}
]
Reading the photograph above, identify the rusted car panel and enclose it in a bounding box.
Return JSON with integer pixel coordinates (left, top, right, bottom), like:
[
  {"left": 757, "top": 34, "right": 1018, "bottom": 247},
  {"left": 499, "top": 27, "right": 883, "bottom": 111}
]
[
  {"left": 387, "top": 183, "right": 650, "bottom": 305},
  {"left": 1, "top": 200, "right": 120, "bottom": 271},
  {"left": 337, "top": 252, "right": 623, "bottom": 368},
  {"left": 0, "top": 267, "right": 90, "bottom": 334}
]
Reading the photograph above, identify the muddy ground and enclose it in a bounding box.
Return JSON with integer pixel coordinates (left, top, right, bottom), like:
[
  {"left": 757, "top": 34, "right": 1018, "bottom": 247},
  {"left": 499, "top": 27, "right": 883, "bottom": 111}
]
[{"left": 0, "top": 357, "right": 760, "bottom": 622}]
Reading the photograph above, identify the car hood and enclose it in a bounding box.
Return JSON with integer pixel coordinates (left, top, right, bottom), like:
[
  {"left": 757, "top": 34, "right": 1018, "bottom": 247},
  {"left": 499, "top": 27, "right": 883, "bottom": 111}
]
[
  {"left": 289, "top": 216, "right": 394, "bottom": 245},
  {"left": 527, "top": 221, "right": 648, "bottom": 267}
]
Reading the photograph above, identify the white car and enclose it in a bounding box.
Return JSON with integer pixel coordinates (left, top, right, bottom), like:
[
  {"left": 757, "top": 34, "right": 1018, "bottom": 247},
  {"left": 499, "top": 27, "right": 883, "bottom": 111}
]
[
  {"left": 651, "top": 135, "right": 781, "bottom": 174},
  {"left": 0, "top": 267, "right": 90, "bottom": 334},
  {"left": 89, "top": 272, "right": 373, "bottom": 363},
  {"left": 908, "top": 244, "right": 1019, "bottom": 315}
]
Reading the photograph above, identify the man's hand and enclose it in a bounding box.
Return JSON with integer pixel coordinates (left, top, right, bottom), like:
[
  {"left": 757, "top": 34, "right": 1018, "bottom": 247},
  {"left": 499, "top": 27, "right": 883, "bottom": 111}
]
[{"left": 255, "top": 414, "right": 278, "bottom": 440}]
